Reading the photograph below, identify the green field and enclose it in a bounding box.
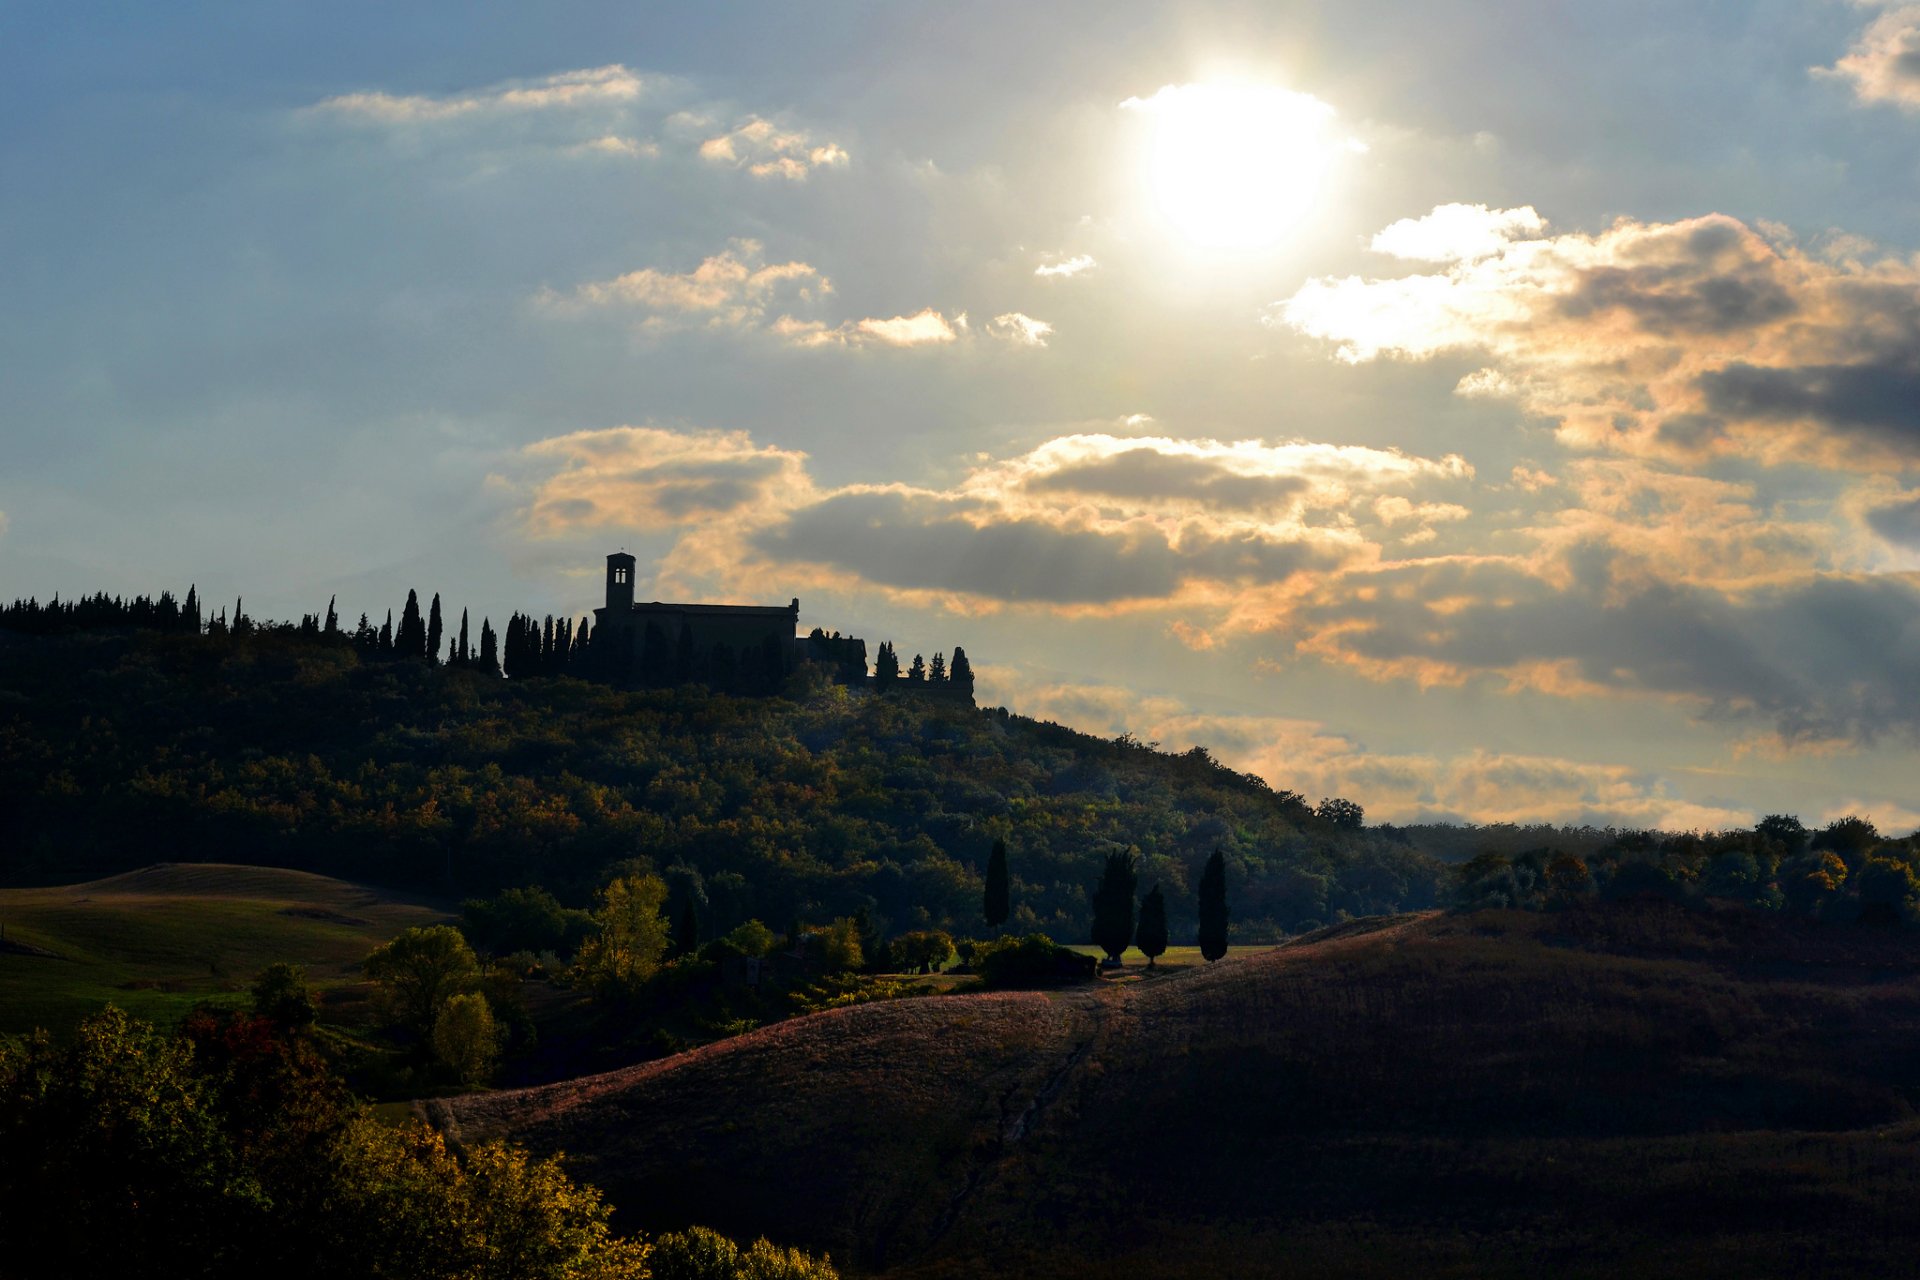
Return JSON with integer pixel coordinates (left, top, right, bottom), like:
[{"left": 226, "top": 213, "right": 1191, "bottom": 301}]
[
  {"left": 0, "top": 863, "right": 451, "bottom": 1036},
  {"left": 1063, "top": 943, "right": 1273, "bottom": 970}
]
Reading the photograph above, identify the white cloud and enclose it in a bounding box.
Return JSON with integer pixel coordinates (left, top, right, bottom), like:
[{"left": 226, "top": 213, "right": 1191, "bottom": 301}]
[
  {"left": 1816, "top": 4, "right": 1920, "bottom": 109},
  {"left": 570, "top": 134, "right": 659, "bottom": 159},
  {"left": 697, "top": 115, "right": 850, "bottom": 179},
  {"left": 1035, "top": 254, "right": 1097, "bottom": 279},
  {"left": 311, "top": 65, "right": 651, "bottom": 123},
  {"left": 987, "top": 312, "right": 1053, "bottom": 347},
  {"left": 774, "top": 308, "right": 962, "bottom": 349},
  {"left": 1369, "top": 203, "right": 1547, "bottom": 263},
  {"left": 539, "top": 239, "right": 830, "bottom": 334}
]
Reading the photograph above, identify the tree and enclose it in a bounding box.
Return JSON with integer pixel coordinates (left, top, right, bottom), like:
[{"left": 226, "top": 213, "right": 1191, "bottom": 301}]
[
  {"left": 363, "top": 925, "right": 481, "bottom": 1039},
  {"left": 575, "top": 874, "right": 671, "bottom": 996},
  {"left": 1315, "top": 796, "right": 1365, "bottom": 830},
  {"left": 477, "top": 617, "right": 499, "bottom": 676},
  {"left": 1197, "top": 848, "right": 1230, "bottom": 962},
  {"left": 1813, "top": 815, "right": 1880, "bottom": 870},
  {"left": 323, "top": 595, "right": 339, "bottom": 637},
  {"left": 432, "top": 993, "right": 500, "bottom": 1085},
  {"left": 929, "top": 651, "right": 946, "bottom": 683},
  {"left": 251, "top": 962, "right": 319, "bottom": 1029},
  {"left": 1090, "top": 849, "right": 1138, "bottom": 964},
  {"left": 1542, "top": 855, "right": 1595, "bottom": 909},
  {"left": 1757, "top": 813, "right": 1808, "bottom": 855},
  {"left": 1856, "top": 855, "right": 1919, "bottom": 925},
  {"left": 874, "top": 641, "right": 899, "bottom": 689},
  {"left": 379, "top": 609, "right": 394, "bottom": 655},
  {"left": 454, "top": 607, "right": 470, "bottom": 666},
  {"left": 674, "top": 899, "right": 701, "bottom": 958},
  {"left": 907, "top": 653, "right": 926, "bottom": 683},
  {"left": 1136, "top": 884, "right": 1168, "bottom": 968},
  {"left": 427, "top": 593, "right": 444, "bottom": 664},
  {"left": 398, "top": 589, "right": 427, "bottom": 659},
  {"left": 949, "top": 646, "right": 974, "bottom": 698},
  {"left": 812, "top": 917, "right": 864, "bottom": 972},
  {"left": 983, "top": 838, "right": 1010, "bottom": 932},
  {"left": 890, "top": 930, "right": 953, "bottom": 974}
]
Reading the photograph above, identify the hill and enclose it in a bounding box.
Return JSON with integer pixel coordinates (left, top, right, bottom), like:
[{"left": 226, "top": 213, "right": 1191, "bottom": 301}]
[
  {"left": 0, "top": 626, "right": 1443, "bottom": 942},
  {"left": 0, "top": 863, "right": 449, "bottom": 1035},
  {"left": 436, "top": 901, "right": 1920, "bottom": 1278}
]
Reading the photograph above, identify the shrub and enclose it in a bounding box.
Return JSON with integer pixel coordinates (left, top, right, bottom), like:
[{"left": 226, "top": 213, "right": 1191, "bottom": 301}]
[
  {"left": 251, "top": 962, "right": 319, "bottom": 1028},
  {"left": 722, "top": 919, "right": 778, "bottom": 958},
  {"left": 889, "top": 930, "right": 953, "bottom": 974},
  {"left": 974, "top": 934, "right": 1097, "bottom": 988},
  {"left": 652, "top": 1225, "right": 838, "bottom": 1280}
]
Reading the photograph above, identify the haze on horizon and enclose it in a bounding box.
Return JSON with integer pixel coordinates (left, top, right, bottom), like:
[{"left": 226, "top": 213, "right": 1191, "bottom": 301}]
[{"left": 4, "top": 0, "right": 1920, "bottom": 834}]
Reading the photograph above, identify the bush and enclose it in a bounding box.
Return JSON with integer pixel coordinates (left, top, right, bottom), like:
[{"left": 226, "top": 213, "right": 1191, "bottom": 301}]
[
  {"left": 251, "top": 962, "right": 319, "bottom": 1028},
  {"left": 973, "top": 934, "right": 1097, "bottom": 988},
  {"left": 810, "top": 918, "right": 864, "bottom": 974},
  {"left": 652, "top": 1225, "right": 838, "bottom": 1279},
  {"left": 722, "top": 920, "right": 778, "bottom": 958},
  {"left": 889, "top": 930, "right": 953, "bottom": 974}
]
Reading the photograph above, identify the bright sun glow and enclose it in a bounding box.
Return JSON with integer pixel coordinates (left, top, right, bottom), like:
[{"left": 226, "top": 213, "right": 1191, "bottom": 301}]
[{"left": 1125, "top": 81, "right": 1357, "bottom": 253}]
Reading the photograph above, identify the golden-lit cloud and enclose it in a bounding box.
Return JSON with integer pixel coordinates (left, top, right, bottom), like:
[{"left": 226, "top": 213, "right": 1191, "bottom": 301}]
[
  {"left": 1817, "top": 4, "right": 1920, "bottom": 109},
  {"left": 310, "top": 65, "right": 652, "bottom": 123},
  {"left": 776, "top": 308, "right": 964, "bottom": 349},
  {"left": 1276, "top": 209, "right": 1920, "bottom": 468},
  {"left": 987, "top": 670, "right": 1753, "bottom": 828},
  {"left": 696, "top": 114, "right": 851, "bottom": 179},
  {"left": 1369, "top": 203, "right": 1546, "bottom": 263},
  {"left": 1035, "top": 254, "right": 1097, "bottom": 279},
  {"left": 537, "top": 239, "right": 831, "bottom": 338},
  {"left": 986, "top": 312, "right": 1054, "bottom": 346},
  {"left": 520, "top": 426, "right": 813, "bottom": 537}
]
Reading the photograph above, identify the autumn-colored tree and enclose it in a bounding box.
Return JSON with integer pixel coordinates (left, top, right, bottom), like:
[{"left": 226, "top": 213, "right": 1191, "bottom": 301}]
[
  {"left": 363, "top": 925, "right": 481, "bottom": 1039},
  {"left": 576, "top": 874, "right": 672, "bottom": 996},
  {"left": 432, "top": 992, "right": 500, "bottom": 1085},
  {"left": 1542, "top": 855, "right": 1594, "bottom": 909}
]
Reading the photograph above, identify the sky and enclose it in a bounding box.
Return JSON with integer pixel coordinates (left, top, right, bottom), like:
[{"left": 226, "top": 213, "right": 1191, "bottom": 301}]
[{"left": 5, "top": 0, "right": 1920, "bottom": 833}]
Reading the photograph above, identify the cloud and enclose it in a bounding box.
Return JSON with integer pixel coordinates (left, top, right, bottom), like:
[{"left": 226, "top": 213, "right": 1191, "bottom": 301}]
[
  {"left": 519, "top": 426, "right": 812, "bottom": 536},
  {"left": 1866, "top": 492, "right": 1920, "bottom": 546},
  {"left": 777, "top": 308, "right": 963, "bottom": 349},
  {"left": 1369, "top": 203, "right": 1547, "bottom": 263},
  {"left": 569, "top": 134, "right": 660, "bottom": 160},
  {"left": 697, "top": 115, "right": 850, "bottom": 179},
  {"left": 1035, "top": 254, "right": 1097, "bottom": 279},
  {"left": 991, "top": 671, "right": 1753, "bottom": 828},
  {"left": 538, "top": 239, "right": 831, "bottom": 336},
  {"left": 1817, "top": 4, "right": 1920, "bottom": 109},
  {"left": 987, "top": 312, "right": 1053, "bottom": 347},
  {"left": 519, "top": 425, "right": 1475, "bottom": 614},
  {"left": 311, "top": 65, "right": 651, "bottom": 123},
  {"left": 1274, "top": 209, "right": 1920, "bottom": 468}
]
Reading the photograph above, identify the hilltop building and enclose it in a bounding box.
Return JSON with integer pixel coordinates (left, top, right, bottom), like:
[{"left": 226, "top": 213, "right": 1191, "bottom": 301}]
[{"left": 589, "top": 552, "right": 867, "bottom": 691}]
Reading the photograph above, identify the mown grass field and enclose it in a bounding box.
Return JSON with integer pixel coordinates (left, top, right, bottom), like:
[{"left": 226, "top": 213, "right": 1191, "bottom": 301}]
[{"left": 0, "top": 863, "right": 450, "bottom": 1036}]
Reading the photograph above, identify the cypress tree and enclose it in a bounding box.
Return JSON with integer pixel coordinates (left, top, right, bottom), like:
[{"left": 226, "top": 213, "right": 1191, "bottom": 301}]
[
  {"left": 398, "top": 589, "right": 426, "bottom": 658},
  {"left": 949, "top": 646, "right": 974, "bottom": 698},
  {"left": 1090, "top": 849, "right": 1138, "bottom": 964},
  {"left": 502, "top": 614, "right": 523, "bottom": 677},
  {"left": 542, "top": 615, "right": 556, "bottom": 675},
  {"left": 323, "top": 595, "right": 339, "bottom": 637},
  {"left": 874, "top": 641, "right": 899, "bottom": 689},
  {"left": 427, "top": 593, "right": 444, "bottom": 664},
  {"left": 455, "top": 608, "right": 470, "bottom": 666},
  {"left": 379, "top": 610, "right": 394, "bottom": 655},
  {"left": 907, "top": 653, "right": 925, "bottom": 683},
  {"left": 674, "top": 899, "right": 700, "bottom": 958},
  {"left": 930, "top": 651, "right": 946, "bottom": 683},
  {"left": 183, "top": 585, "right": 201, "bottom": 633},
  {"left": 984, "top": 838, "right": 1010, "bottom": 932},
  {"left": 478, "top": 618, "right": 499, "bottom": 676},
  {"left": 1198, "top": 848, "right": 1230, "bottom": 962},
  {"left": 1136, "top": 884, "right": 1168, "bottom": 969}
]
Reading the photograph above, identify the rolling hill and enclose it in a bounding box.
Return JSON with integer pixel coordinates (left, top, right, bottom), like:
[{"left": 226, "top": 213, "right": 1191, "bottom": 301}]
[
  {"left": 436, "top": 902, "right": 1920, "bottom": 1278},
  {"left": 0, "top": 863, "right": 450, "bottom": 1034}
]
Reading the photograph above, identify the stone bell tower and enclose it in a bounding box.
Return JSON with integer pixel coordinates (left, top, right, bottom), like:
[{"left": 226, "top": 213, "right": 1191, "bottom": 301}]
[{"left": 605, "top": 551, "right": 636, "bottom": 614}]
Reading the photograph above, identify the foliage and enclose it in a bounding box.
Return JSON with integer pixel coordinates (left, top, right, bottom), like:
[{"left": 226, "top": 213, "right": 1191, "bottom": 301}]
[
  {"left": 433, "top": 992, "right": 502, "bottom": 1085},
  {"left": 0, "top": 627, "right": 1451, "bottom": 943},
  {"left": 889, "top": 929, "right": 953, "bottom": 973},
  {"left": 251, "top": 961, "right": 319, "bottom": 1028},
  {"left": 651, "top": 1226, "right": 838, "bottom": 1280},
  {"left": 1541, "top": 855, "right": 1594, "bottom": 909},
  {"left": 723, "top": 919, "right": 779, "bottom": 957},
  {"left": 1314, "top": 796, "right": 1365, "bottom": 830},
  {"left": 1136, "top": 884, "right": 1169, "bottom": 965},
  {"left": 974, "top": 933, "right": 1097, "bottom": 988},
  {"left": 1197, "top": 849, "right": 1229, "bottom": 962},
  {"left": 1090, "top": 849, "right": 1138, "bottom": 962},
  {"left": 576, "top": 875, "right": 673, "bottom": 998},
  {"left": 363, "top": 925, "right": 482, "bottom": 1039},
  {"left": 462, "top": 886, "right": 594, "bottom": 958},
  {"left": 983, "top": 837, "right": 1010, "bottom": 931},
  {"left": 810, "top": 917, "right": 864, "bottom": 973}
]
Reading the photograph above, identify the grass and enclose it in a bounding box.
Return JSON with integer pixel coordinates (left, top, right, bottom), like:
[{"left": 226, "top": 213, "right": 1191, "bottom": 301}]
[
  {"left": 0, "top": 863, "right": 451, "bottom": 1036},
  {"left": 1062, "top": 943, "right": 1273, "bottom": 970}
]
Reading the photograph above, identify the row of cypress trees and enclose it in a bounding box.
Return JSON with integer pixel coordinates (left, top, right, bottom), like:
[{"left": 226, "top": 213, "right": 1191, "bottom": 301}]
[{"left": 983, "top": 839, "right": 1232, "bottom": 966}]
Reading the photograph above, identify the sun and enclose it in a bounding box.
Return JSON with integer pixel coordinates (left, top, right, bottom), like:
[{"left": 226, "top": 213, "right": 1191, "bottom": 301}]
[{"left": 1126, "top": 81, "right": 1357, "bottom": 253}]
